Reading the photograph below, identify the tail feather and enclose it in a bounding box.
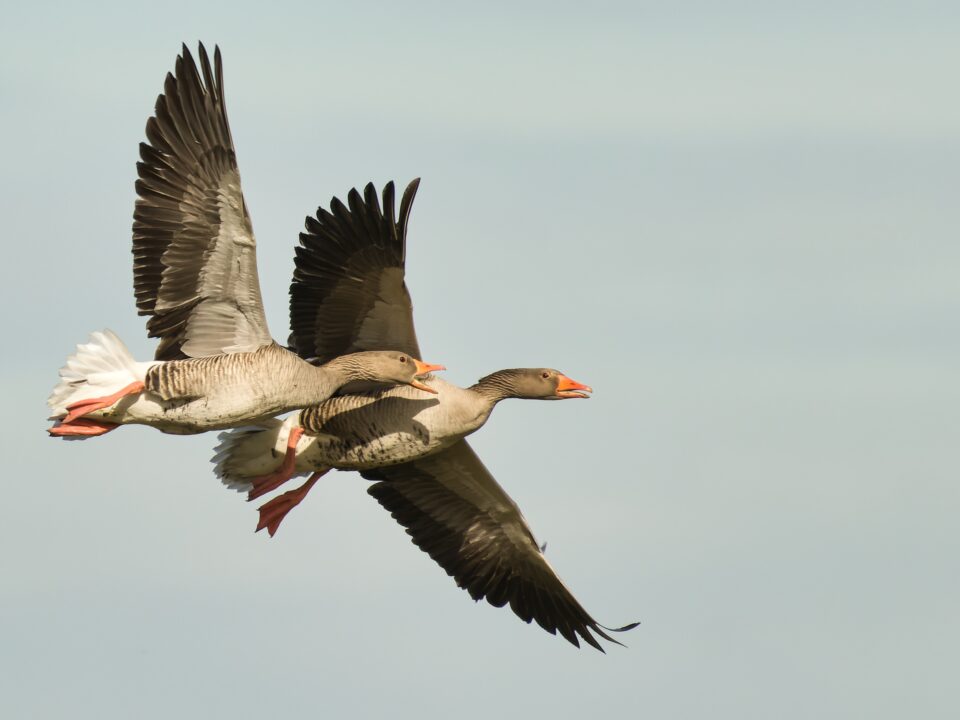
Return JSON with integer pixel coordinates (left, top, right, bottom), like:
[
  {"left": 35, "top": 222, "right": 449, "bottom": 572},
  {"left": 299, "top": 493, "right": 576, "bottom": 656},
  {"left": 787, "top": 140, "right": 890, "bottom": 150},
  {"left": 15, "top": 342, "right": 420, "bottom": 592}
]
[
  {"left": 48, "top": 330, "right": 154, "bottom": 418},
  {"left": 212, "top": 416, "right": 303, "bottom": 492}
]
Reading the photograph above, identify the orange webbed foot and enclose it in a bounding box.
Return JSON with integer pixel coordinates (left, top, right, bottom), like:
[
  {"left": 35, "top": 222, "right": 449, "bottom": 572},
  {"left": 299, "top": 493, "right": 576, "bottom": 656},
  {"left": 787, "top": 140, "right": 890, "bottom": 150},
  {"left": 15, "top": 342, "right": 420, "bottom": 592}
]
[
  {"left": 247, "top": 426, "right": 305, "bottom": 501},
  {"left": 62, "top": 381, "right": 145, "bottom": 423},
  {"left": 48, "top": 417, "right": 120, "bottom": 437},
  {"left": 255, "top": 470, "right": 328, "bottom": 537}
]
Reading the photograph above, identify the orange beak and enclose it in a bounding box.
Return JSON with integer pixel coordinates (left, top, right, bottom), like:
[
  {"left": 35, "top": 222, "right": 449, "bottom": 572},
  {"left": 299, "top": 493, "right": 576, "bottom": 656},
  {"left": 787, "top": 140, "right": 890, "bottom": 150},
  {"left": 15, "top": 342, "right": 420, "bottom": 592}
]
[
  {"left": 411, "top": 359, "right": 445, "bottom": 394},
  {"left": 555, "top": 374, "right": 592, "bottom": 399}
]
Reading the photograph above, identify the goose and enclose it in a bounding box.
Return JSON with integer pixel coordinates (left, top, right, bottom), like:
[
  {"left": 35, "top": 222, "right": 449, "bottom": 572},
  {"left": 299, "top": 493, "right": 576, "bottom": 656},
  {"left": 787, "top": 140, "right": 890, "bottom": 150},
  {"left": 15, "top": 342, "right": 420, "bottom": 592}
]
[
  {"left": 46, "top": 44, "right": 443, "bottom": 438},
  {"left": 214, "top": 179, "right": 637, "bottom": 650},
  {"left": 215, "top": 368, "right": 591, "bottom": 533}
]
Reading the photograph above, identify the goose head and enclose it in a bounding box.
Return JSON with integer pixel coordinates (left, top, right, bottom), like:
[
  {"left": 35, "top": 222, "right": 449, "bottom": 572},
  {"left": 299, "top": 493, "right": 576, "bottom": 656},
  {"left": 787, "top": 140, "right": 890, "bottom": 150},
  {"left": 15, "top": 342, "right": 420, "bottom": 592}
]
[
  {"left": 348, "top": 350, "right": 445, "bottom": 394},
  {"left": 475, "top": 368, "right": 592, "bottom": 400}
]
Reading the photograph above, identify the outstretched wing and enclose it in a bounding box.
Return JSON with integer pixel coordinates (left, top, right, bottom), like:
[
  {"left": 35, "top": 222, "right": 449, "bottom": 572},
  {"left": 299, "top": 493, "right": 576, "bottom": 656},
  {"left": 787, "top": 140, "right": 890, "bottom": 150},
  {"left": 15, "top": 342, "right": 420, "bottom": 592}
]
[
  {"left": 133, "top": 43, "right": 272, "bottom": 360},
  {"left": 288, "top": 179, "right": 421, "bottom": 363},
  {"left": 362, "top": 440, "right": 638, "bottom": 651}
]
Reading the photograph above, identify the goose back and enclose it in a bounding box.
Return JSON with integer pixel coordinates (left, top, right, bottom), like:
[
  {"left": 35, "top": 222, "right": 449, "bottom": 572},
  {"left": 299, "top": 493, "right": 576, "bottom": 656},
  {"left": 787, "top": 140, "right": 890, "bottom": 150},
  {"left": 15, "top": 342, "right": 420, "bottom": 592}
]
[{"left": 144, "top": 342, "right": 317, "bottom": 401}]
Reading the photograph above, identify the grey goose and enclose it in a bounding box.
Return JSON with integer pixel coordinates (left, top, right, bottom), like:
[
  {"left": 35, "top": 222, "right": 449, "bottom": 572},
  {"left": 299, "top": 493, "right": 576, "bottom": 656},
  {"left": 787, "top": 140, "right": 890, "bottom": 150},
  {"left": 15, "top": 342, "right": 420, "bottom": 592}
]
[
  {"left": 214, "top": 180, "right": 637, "bottom": 651},
  {"left": 47, "top": 44, "right": 443, "bottom": 438}
]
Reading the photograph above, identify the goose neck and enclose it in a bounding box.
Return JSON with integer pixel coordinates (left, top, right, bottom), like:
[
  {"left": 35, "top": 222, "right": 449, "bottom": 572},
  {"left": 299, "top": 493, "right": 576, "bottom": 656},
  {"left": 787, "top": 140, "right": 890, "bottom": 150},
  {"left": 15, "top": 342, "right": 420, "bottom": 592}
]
[
  {"left": 316, "top": 354, "right": 373, "bottom": 386},
  {"left": 469, "top": 370, "right": 521, "bottom": 404}
]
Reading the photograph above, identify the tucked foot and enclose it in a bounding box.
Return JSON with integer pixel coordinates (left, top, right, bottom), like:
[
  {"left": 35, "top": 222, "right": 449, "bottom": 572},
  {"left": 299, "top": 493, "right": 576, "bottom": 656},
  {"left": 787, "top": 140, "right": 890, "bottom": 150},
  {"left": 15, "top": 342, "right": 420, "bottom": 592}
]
[
  {"left": 247, "top": 426, "right": 305, "bottom": 502},
  {"left": 48, "top": 417, "right": 120, "bottom": 437},
  {"left": 248, "top": 470, "right": 295, "bottom": 501},
  {"left": 255, "top": 470, "right": 329, "bottom": 537},
  {"left": 62, "top": 381, "right": 145, "bottom": 424}
]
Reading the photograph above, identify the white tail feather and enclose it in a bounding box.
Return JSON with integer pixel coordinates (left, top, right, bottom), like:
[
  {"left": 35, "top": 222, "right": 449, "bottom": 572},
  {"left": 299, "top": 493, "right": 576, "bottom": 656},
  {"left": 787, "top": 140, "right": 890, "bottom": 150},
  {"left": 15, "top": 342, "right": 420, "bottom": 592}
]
[
  {"left": 212, "top": 416, "right": 302, "bottom": 492},
  {"left": 48, "top": 330, "right": 155, "bottom": 418}
]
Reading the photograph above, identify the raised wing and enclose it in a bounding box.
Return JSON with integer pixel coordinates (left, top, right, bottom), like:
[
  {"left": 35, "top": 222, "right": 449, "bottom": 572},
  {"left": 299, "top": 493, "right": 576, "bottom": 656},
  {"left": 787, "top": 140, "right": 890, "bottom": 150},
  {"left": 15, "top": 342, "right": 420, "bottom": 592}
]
[
  {"left": 288, "top": 179, "right": 421, "bottom": 363},
  {"left": 133, "top": 43, "right": 272, "bottom": 360},
  {"left": 362, "top": 440, "right": 638, "bottom": 651}
]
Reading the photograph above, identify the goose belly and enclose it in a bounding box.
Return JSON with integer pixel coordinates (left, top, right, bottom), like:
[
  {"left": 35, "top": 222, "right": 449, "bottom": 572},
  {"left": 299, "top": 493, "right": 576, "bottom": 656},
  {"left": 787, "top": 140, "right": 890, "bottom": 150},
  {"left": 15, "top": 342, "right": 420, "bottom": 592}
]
[
  {"left": 299, "top": 429, "right": 456, "bottom": 470},
  {"left": 85, "top": 388, "right": 282, "bottom": 434}
]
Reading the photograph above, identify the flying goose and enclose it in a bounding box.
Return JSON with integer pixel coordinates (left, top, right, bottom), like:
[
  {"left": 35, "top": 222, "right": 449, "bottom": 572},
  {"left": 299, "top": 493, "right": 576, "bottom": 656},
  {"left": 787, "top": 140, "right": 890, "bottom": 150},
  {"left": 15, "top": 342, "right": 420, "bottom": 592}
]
[
  {"left": 47, "top": 45, "right": 442, "bottom": 438},
  {"left": 215, "top": 180, "right": 636, "bottom": 650},
  {"left": 216, "top": 367, "right": 591, "bottom": 533}
]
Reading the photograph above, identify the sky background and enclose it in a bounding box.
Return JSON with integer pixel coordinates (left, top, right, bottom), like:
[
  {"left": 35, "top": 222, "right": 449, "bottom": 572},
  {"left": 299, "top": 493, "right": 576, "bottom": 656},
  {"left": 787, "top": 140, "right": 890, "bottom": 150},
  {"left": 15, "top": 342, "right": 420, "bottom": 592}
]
[{"left": 2, "top": 2, "right": 958, "bottom": 717}]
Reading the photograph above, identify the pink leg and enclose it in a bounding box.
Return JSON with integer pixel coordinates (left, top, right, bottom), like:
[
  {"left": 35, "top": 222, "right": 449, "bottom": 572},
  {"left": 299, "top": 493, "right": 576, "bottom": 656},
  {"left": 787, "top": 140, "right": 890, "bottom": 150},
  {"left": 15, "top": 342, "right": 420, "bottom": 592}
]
[
  {"left": 48, "top": 417, "right": 120, "bottom": 437},
  {"left": 256, "top": 469, "right": 330, "bottom": 537},
  {"left": 247, "top": 427, "right": 305, "bottom": 501},
  {"left": 62, "top": 381, "right": 145, "bottom": 424}
]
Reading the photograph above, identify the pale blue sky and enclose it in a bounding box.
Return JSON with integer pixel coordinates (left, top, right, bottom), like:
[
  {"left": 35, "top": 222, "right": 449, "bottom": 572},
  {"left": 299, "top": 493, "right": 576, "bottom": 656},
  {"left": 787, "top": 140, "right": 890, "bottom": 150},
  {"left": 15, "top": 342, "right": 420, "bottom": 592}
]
[{"left": 2, "top": 2, "right": 958, "bottom": 718}]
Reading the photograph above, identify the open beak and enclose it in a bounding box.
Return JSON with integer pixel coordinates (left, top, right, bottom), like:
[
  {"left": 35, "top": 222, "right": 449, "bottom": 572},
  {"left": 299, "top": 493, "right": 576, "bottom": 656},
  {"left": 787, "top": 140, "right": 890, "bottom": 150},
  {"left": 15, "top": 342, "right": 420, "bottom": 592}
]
[
  {"left": 410, "top": 360, "right": 446, "bottom": 394},
  {"left": 555, "top": 374, "right": 592, "bottom": 399}
]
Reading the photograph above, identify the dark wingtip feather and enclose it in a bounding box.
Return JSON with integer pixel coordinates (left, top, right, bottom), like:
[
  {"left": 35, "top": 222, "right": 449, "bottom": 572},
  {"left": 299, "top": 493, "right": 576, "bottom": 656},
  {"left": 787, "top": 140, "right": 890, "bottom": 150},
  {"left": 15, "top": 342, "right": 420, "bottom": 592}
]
[
  {"left": 397, "top": 178, "right": 420, "bottom": 262},
  {"left": 603, "top": 620, "right": 641, "bottom": 632},
  {"left": 587, "top": 619, "right": 640, "bottom": 651},
  {"left": 179, "top": 43, "right": 194, "bottom": 71},
  {"left": 398, "top": 178, "right": 420, "bottom": 230},
  {"left": 212, "top": 45, "right": 225, "bottom": 104},
  {"left": 382, "top": 182, "right": 397, "bottom": 240},
  {"left": 581, "top": 630, "right": 605, "bottom": 653}
]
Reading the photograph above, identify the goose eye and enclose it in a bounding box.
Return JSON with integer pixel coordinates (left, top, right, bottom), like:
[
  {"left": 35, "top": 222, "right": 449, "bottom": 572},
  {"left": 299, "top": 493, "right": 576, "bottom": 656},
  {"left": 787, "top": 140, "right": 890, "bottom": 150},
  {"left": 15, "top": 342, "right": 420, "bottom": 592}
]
[
  {"left": 541, "top": 371, "right": 550, "bottom": 379},
  {"left": 399, "top": 356, "right": 407, "bottom": 363}
]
